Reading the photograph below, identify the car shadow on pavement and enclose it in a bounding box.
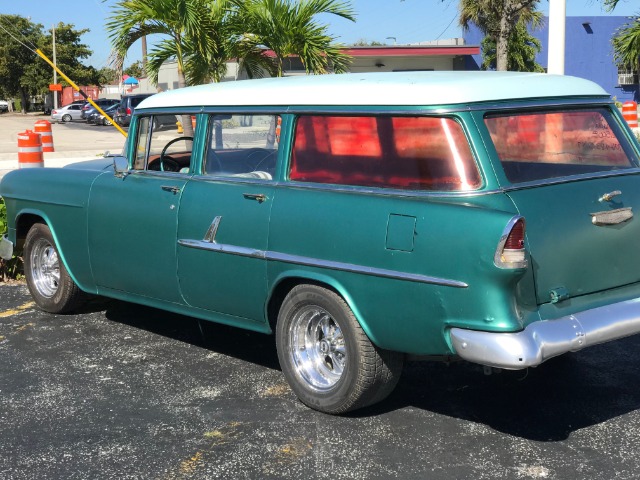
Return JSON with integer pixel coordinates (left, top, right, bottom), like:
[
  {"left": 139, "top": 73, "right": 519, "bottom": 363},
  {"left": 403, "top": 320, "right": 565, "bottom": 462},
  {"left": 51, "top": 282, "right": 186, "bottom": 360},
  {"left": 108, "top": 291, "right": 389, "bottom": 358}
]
[
  {"left": 361, "top": 336, "right": 640, "bottom": 441},
  {"left": 96, "top": 298, "right": 640, "bottom": 440},
  {"left": 101, "top": 299, "right": 280, "bottom": 371}
]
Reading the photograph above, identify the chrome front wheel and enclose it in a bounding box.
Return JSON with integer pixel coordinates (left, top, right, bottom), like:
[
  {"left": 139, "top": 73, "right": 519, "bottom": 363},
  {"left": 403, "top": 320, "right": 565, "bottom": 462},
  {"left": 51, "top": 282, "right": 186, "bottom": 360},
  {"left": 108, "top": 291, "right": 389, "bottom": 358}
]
[
  {"left": 29, "top": 237, "right": 60, "bottom": 298},
  {"left": 24, "top": 223, "right": 86, "bottom": 313}
]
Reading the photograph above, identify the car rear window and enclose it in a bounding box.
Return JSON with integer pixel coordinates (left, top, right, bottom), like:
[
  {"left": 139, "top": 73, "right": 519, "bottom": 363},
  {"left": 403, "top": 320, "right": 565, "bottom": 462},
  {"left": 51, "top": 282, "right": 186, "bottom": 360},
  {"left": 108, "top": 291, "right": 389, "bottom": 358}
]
[
  {"left": 485, "top": 108, "right": 638, "bottom": 184},
  {"left": 290, "top": 115, "right": 482, "bottom": 191}
]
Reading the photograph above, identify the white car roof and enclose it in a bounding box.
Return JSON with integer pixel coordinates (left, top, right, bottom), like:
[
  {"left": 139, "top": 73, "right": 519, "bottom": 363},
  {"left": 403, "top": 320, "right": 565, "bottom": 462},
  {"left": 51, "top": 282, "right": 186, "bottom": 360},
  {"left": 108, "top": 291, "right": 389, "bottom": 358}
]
[{"left": 137, "top": 71, "right": 609, "bottom": 110}]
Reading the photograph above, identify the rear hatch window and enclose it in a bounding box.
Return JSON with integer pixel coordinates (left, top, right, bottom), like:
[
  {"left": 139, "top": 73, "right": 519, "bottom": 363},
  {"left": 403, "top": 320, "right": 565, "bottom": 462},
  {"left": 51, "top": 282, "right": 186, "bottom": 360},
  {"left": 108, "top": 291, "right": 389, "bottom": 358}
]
[{"left": 485, "top": 108, "right": 636, "bottom": 183}]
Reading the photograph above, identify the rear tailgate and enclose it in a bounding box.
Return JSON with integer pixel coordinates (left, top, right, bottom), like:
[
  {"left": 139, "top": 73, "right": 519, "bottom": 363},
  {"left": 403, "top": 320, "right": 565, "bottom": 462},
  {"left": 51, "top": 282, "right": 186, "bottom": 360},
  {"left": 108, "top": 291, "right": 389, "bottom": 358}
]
[
  {"left": 483, "top": 106, "right": 640, "bottom": 305},
  {"left": 507, "top": 174, "right": 640, "bottom": 304}
]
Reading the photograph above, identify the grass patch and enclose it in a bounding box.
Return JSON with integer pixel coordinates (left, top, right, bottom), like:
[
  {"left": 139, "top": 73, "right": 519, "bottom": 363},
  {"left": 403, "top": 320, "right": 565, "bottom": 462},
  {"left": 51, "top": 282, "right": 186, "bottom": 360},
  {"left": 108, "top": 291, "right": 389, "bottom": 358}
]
[{"left": 0, "top": 197, "right": 24, "bottom": 282}]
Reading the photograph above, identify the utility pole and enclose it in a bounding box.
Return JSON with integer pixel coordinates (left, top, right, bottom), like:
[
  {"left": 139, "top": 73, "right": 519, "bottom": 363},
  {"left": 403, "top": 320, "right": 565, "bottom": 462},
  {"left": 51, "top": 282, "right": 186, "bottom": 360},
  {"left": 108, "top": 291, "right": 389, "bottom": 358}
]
[
  {"left": 547, "top": 0, "right": 566, "bottom": 75},
  {"left": 52, "top": 24, "right": 58, "bottom": 109}
]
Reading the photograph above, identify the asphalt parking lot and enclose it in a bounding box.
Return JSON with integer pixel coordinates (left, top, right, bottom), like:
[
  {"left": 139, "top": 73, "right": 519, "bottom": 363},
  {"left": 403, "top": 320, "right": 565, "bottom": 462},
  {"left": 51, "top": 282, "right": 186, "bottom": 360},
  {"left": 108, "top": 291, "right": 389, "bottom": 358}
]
[{"left": 3, "top": 284, "right": 640, "bottom": 479}]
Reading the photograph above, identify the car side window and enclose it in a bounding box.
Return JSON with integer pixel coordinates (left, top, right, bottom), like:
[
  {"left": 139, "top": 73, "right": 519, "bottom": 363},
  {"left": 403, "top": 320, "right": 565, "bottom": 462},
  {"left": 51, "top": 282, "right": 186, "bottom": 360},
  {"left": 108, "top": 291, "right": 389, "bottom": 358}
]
[
  {"left": 204, "top": 114, "right": 280, "bottom": 180},
  {"left": 133, "top": 114, "right": 193, "bottom": 173},
  {"left": 289, "top": 115, "right": 482, "bottom": 191}
]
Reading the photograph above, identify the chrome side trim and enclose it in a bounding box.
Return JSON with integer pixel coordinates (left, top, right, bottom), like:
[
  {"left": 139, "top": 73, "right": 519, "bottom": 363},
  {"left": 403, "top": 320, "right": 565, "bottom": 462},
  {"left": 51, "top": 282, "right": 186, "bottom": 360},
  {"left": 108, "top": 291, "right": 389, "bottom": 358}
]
[
  {"left": 177, "top": 239, "right": 467, "bottom": 288},
  {"left": 450, "top": 297, "right": 640, "bottom": 369},
  {"left": 0, "top": 235, "right": 13, "bottom": 260},
  {"left": 203, "top": 216, "right": 222, "bottom": 243}
]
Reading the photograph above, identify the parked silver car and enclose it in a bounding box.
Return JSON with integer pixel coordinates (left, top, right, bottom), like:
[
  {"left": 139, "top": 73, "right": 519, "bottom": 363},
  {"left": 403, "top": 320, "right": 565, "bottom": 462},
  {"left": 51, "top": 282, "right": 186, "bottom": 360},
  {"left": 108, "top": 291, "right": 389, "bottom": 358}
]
[{"left": 51, "top": 103, "right": 85, "bottom": 123}]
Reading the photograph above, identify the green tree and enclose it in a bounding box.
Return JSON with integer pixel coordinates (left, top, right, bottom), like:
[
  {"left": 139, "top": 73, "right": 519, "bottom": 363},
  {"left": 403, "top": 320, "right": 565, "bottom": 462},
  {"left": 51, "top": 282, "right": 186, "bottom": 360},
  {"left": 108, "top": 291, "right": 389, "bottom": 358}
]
[
  {"left": 606, "top": 0, "right": 640, "bottom": 78},
  {"left": 0, "top": 16, "right": 99, "bottom": 112},
  {"left": 0, "top": 15, "right": 45, "bottom": 112},
  {"left": 124, "top": 60, "right": 145, "bottom": 79},
  {"left": 458, "top": 0, "right": 540, "bottom": 71},
  {"left": 480, "top": 16, "right": 544, "bottom": 72},
  {"left": 234, "top": 0, "right": 356, "bottom": 77}
]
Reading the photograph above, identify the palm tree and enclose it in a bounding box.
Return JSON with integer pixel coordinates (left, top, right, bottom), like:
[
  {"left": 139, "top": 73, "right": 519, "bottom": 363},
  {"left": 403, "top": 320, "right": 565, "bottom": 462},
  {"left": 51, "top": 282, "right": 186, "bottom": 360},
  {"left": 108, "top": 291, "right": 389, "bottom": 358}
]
[
  {"left": 107, "top": 0, "right": 218, "bottom": 136},
  {"left": 145, "top": 0, "right": 278, "bottom": 86},
  {"left": 480, "top": 16, "right": 544, "bottom": 72},
  {"left": 612, "top": 17, "right": 640, "bottom": 78},
  {"left": 459, "top": 0, "right": 540, "bottom": 71},
  {"left": 234, "top": 0, "right": 356, "bottom": 77}
]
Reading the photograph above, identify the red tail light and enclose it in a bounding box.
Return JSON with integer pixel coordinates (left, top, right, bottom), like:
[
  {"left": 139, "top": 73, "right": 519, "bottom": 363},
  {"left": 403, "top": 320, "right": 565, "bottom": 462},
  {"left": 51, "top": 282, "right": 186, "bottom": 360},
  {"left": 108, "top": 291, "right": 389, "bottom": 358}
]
[
  {"left": 495, "top": 217, "right": 527, "bottom": 269},
  {"left": 126, "top": 107, "right": 132, "bottom": 115}
]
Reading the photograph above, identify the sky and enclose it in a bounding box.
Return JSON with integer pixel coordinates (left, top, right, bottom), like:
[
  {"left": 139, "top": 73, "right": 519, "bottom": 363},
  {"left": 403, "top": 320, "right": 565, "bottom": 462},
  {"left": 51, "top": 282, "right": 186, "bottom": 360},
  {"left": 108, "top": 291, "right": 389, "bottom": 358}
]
[{"left": 1, "top": 0, "right": 638, "bottom": 69}]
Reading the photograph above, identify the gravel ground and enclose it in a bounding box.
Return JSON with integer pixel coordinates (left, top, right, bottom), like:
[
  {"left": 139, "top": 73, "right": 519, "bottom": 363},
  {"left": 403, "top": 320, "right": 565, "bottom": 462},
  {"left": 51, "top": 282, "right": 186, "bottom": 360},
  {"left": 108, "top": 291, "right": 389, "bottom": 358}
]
[{"left": 2, "top": 283, "right": 640, "bottom": 479}]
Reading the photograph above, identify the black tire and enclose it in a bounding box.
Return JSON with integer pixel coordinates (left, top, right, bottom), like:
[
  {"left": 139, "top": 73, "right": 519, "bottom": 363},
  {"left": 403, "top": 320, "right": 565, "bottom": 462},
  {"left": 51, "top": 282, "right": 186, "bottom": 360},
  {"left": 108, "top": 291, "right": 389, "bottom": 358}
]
[
  {"left": 276, "top": 284, "right": 403, "bottom": 414},
  {"left": 102, "top": 117, "right": 111, "bottom": 126},
  {"left": 62, "top": 114, "right": 72, "bottom": 123},
  {"left": 24, "top": 223, "right": 85, "bottom": 313}
]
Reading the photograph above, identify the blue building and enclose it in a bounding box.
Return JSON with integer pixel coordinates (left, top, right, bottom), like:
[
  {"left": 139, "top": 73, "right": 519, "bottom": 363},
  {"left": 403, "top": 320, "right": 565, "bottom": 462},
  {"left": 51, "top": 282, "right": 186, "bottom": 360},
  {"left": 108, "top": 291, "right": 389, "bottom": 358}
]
[{"left": 463, "top": 16, "right": 639, "bottom": 102}]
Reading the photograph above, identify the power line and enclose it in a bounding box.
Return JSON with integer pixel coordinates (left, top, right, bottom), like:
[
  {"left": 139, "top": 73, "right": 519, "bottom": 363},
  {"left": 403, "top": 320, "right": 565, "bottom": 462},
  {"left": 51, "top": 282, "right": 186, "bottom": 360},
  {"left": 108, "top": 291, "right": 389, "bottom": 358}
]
[
  {"left": 435, "top": 13, "right": 459, "bottom": 41},
  {"left": 0, "top": 16, "right": 38, "bottom": 53}
]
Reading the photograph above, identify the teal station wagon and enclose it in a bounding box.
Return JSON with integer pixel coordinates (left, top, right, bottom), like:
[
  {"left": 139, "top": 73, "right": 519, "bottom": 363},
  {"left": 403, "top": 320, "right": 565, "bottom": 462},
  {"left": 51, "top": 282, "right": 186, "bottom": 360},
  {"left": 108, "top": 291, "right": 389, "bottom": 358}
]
[{"left": 3, "top": 71, "right": 640, "bottom": 414}]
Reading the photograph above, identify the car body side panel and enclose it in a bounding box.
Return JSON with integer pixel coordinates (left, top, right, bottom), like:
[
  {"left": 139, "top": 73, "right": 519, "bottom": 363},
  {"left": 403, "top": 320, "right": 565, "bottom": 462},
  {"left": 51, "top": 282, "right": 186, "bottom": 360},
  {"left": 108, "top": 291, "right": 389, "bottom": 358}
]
[
  {"left": 0, "top": 168, "right": 102, "bottom": 292},
  {"left": 267, "top": 186, "right": 527, "bottom": 355}
]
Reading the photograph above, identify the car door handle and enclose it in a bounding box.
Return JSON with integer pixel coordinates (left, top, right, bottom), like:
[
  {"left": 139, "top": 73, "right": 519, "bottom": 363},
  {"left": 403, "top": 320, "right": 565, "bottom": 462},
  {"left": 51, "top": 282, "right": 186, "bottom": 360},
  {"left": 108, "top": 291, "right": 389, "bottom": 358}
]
[
  {"left": 161, "top": 185, "right": 181, "bottom": 194},
  {"left": 243, "top": 193, "right": 267, "bottom": 203}
]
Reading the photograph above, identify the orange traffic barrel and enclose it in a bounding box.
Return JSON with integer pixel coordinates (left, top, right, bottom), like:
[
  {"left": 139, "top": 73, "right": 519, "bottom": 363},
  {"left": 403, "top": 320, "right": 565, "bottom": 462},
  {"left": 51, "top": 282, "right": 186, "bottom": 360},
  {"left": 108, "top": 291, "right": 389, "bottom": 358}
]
[
  {"left": 622, "top": 101, "right": 638, "bottom": 128},
  {"left": 34, "top": 119, "right": 54, "bottom": 152},
  {"left": 17, "top": 130, "right": 44, "bottom": 168}
]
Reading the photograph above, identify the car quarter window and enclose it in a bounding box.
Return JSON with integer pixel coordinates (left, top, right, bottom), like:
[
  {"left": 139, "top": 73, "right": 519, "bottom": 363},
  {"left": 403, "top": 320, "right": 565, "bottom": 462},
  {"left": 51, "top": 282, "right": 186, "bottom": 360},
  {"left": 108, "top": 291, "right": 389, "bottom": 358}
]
[
  {"left": 133, "top": 114, "right": 192, "bottom": 173},
  {"left": 289, "top": 115, "right": 482, "bottom": 191},
  {"left": 203, "top": 114, "right": 280, "bottom": 180},
  {"left": 485, "top": 108, "right": 638, "bottom": 183}
]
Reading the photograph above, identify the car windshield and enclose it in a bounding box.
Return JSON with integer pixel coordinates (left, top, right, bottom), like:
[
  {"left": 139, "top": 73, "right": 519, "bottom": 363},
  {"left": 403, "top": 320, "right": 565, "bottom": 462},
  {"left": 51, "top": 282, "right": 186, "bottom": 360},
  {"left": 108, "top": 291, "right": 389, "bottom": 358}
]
[{"left": 485, "top": 108, "right": 639, "bottom": 184}]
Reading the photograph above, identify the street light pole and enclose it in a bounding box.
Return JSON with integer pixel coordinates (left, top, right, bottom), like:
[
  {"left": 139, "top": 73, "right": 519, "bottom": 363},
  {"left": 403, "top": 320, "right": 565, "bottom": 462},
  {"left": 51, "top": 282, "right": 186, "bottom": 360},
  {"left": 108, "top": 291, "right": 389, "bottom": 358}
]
[
  {"left": 52, "top": 24, "right": 58, "bottom": 109},
  {"left": 548, "top": 0, "right": 566, "bottom": 75}
]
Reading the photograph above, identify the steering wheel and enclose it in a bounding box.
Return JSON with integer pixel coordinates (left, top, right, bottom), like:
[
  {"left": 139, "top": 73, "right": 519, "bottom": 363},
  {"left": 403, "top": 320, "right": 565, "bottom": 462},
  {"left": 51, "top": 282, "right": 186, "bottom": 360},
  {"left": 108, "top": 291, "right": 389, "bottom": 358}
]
[{"left": 159, "top": 136, "right": 193, "bottom": 172}]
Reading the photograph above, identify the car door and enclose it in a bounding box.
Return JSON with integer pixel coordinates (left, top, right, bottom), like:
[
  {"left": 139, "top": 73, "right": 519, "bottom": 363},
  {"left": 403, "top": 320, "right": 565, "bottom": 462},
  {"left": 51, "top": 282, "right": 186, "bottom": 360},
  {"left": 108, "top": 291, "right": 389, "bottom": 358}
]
[
  {"left": 88, "top": 115, "right": 196, "bottom": 302},
  {"left": 177, "top": 113, "right": 279, "bottom": 322}
]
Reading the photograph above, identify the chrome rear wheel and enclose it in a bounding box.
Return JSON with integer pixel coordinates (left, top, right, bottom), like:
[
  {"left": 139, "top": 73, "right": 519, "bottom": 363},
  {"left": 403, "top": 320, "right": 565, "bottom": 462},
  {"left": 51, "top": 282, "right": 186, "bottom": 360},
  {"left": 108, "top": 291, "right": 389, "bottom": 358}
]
[
  {"left": 276, "top": 284, "right": 404, "bottom": 414},
  {"left": 290, "top": 305, "right": 346, "bottom": 391}
]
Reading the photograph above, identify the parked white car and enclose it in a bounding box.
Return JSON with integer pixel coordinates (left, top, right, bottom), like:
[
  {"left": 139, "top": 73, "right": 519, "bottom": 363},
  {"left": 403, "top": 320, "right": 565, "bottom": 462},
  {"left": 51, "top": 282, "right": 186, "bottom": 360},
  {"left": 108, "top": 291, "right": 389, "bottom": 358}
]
[
  {"left": 0, "top": 100, "right": 9, "bottom": 113},
  {"left": 51, "top": 103, "right": 85, "bottom": 123}
]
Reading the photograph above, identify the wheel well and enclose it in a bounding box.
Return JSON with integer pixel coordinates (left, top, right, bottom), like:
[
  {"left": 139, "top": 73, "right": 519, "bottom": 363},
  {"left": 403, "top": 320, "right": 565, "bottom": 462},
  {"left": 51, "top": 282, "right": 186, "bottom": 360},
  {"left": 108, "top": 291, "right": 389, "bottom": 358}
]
[
  {"left": 15, "top": 214, "right": 45, "bottom": 250},
  {"left": 267, "top": 277, "right": 342, "bottom": 332}
]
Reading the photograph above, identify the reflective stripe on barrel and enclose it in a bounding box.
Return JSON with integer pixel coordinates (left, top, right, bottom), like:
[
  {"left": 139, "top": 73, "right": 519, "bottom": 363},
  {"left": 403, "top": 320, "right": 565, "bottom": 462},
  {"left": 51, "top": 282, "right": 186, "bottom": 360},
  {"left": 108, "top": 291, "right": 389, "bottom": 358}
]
[
  {"left": 17, "top": 130, "right": 43, "bottom": 168},
  {"left": 622, "top": 101, "right": 638, "bottom": 128},
  {"left": 34, "top": 119, "right": 54, "bottom": 152}
]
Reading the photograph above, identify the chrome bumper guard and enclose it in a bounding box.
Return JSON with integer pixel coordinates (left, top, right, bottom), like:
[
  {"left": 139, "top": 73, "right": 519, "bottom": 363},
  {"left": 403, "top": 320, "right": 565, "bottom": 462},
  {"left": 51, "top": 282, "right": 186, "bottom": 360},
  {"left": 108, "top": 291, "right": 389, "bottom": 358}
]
[
  {"left": 0, "top": 235, "right": 13, "bottom": 260},
  {"left": 450, "top": 297, "right": 640, "bottom": 369}
]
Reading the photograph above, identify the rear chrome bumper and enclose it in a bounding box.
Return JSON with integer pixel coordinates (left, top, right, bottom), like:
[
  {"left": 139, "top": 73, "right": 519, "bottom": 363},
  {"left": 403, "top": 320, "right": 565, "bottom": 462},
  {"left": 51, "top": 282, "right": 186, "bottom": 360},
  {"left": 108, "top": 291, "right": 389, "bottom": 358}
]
[
  {"left": 0, "top": 235, "right": 13, "bottom": 260},
  {"left": 450, "top": 297, "right": 640, "bottom": 369}
]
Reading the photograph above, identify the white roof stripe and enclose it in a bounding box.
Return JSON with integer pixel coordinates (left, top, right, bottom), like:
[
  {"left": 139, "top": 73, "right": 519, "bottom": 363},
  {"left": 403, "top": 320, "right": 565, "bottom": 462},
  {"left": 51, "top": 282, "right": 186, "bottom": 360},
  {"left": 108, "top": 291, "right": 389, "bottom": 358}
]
[{"left": 136, "top": 71, "right": 609, "bottom": 110}]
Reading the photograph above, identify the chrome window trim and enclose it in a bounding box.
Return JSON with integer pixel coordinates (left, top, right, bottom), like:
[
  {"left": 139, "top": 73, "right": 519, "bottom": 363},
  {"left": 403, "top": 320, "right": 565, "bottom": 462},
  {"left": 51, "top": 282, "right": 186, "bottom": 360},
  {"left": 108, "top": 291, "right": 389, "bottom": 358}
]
[
  {"left": 177, "top": 239, "right": 468, "bottom": 288},
  {"left": 187, "top": 97, "right": 612, "bottom": 116},
  {"left": 278, "top": 181, "right": 502, "bottom": 198},
  {"left": 126, "top": 170, "right": 193, "bottom": 181},
  {"left": 499, "top": 168, "right": 640, "bottom": 192}
]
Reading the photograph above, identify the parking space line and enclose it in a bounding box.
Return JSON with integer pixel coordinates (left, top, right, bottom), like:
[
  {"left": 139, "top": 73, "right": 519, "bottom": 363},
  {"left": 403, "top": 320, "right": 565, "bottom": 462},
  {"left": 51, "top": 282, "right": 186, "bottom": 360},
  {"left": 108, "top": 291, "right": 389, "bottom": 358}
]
[{"left": 0, "top": 301, "right": 35, "bottom": 318}]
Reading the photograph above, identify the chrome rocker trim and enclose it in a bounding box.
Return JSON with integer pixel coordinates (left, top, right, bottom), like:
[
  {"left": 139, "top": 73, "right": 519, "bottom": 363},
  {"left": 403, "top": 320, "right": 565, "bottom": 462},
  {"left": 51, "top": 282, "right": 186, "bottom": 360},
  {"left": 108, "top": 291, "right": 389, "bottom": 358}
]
[
  {"left": 450, "top": 297, "right": 640, "bottom": 369},
  {"left": 0, "top": 235, "right": 13, "bottom": 260}
]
